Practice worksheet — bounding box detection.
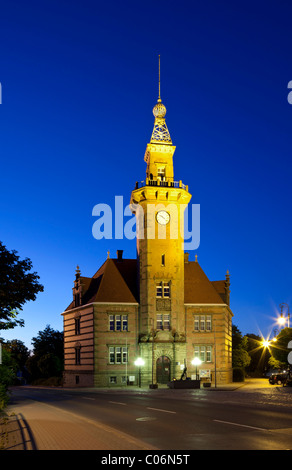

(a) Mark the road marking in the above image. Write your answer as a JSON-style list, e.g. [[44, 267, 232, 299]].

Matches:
[[147, 407, 176, 414], [213, 419, 267, 431], [82, 397, 95, 400], [108, 401, 127, 406]]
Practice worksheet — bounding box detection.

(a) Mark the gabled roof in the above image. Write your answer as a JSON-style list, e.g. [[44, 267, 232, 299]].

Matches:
[[65, 257, 227, 311], [65, 258, 138, 311], [184, 261, 225, 304]]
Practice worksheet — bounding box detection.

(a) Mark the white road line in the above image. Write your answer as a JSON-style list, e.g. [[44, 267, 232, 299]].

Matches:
[[214, 419, 267, 431], [108, 401, 127, 406], [147, 407, 176, 414]]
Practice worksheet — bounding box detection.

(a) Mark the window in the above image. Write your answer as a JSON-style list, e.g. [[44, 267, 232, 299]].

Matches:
[[157, 167, 166, 181], [156, 313, 170, 330], [163, 314, 170, 330], [194, 345, 212, 363], [75, 318, 80, 335], [75, 347, 81, 365], [194, 314, 212, 332], [109, 347, 115, 364], [109, 346, 128, 364], [115, 347, 121, 364], [206, 316, 212, 331], [109, 376, 117, 384], [163, 283, 170, 298], [156, 314, 163, 330], [109, 314, 128, 331], [206, 346, 212, 362], [156, 282, 171, 298], [194, 316, 199, 331], [122, 315, 128, 331], [156, 283, 163, 298], [161, 254, 165, 266], [122, 347, 128, 363], [115, 315, 121, 331]]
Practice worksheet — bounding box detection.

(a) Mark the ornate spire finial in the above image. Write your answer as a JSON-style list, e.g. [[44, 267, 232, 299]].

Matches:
[[150, 55, 172, 144], [158, 54, 161, 102], [75, 265, 80, 279], [107, 250, 110, 259]]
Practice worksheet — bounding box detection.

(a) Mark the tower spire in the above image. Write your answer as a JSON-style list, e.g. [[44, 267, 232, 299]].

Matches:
[[150, 55, 172, 144], [158, 54, 161, 102]]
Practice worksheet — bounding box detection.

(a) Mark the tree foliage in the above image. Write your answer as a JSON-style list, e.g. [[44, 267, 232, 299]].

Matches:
[[270, 327, 292, 366], [26, 325, 64, 381], [232, 325, 251, 369], [0, 241, 44, 330]]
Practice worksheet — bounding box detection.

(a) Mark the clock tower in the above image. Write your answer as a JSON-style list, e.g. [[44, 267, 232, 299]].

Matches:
[[130, 61, 192, 384]]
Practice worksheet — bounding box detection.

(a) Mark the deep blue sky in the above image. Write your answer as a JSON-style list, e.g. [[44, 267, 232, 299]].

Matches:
[[1, 0, 292, 349]]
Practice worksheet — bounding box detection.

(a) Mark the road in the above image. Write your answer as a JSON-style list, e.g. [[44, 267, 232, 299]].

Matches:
[[2, 379, 292, 452]]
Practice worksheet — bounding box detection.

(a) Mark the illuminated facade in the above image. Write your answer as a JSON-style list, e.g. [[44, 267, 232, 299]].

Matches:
[[62, 76, 233, 387]]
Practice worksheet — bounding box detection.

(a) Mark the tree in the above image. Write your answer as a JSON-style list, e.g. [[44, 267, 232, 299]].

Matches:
[[3, 339, 30, 371], [27, 325, 64, 381], [245, 333, 271, 375], [232, 325, 251, 369], [31, 325, 63, 359], [0, 348, 16, 410], [269, 327, 292, 367], [0, 241, 44, 330]]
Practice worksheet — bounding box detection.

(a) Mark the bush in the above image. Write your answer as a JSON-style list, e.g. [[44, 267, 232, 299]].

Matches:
[[30, 377, 63, 387], [0, 384, 10, 410], [233, 367, 245, 382]]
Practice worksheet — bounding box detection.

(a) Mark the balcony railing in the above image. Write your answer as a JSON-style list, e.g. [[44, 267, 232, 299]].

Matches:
[[134, 179, 188, 191]]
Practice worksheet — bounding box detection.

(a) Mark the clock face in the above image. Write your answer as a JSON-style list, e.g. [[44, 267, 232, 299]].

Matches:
[[156, 210, 170, 225]]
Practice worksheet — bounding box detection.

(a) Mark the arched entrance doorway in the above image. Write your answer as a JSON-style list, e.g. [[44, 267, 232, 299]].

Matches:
[[156, 356, 171, 384]]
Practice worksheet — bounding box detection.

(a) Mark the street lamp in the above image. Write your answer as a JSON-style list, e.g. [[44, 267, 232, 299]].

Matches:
[[261, 339, 271, 348], [191, 357, 202, 380], [134, 357, 145, 388], [279, 303, 290, 328]]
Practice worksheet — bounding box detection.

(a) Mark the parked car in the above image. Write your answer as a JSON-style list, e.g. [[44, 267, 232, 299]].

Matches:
[[269, 371, 288, 385], [264, 368, 283, 378]]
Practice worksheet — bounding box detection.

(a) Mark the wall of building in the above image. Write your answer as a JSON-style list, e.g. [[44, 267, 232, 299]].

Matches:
[[92, 303, 139, 387], [62, 305, 94, 387]]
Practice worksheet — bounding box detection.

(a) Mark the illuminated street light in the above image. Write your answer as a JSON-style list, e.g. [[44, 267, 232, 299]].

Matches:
[[278, 315, 286, 327], [134, 357, 145, 388], [191, 357, 202, 380], [279, 303, 290, 328], [261, 339, 271, 348]]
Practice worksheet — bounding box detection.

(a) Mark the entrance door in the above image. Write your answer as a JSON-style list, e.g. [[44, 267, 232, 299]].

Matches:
[[156, 356, 171, 384]]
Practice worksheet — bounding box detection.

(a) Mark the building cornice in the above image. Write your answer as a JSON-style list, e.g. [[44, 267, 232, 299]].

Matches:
[[184, 303, 234, 317], [61, 301, 139, 315]]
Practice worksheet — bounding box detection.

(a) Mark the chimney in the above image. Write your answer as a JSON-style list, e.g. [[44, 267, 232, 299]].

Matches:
[[184, 252, 189, 263], [117, 250, 123, 262]]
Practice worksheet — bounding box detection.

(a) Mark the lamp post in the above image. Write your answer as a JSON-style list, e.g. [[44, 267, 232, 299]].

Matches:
[[279, 303, 290, 328], [191, 357, 202, 380], [134, 357, 145, 388]]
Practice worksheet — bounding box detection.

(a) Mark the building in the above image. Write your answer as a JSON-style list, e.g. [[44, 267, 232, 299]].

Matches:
[[61, 77, 234, 387]]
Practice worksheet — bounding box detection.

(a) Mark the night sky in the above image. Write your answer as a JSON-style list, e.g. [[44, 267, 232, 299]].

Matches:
[[1, 0, 292, 349]]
